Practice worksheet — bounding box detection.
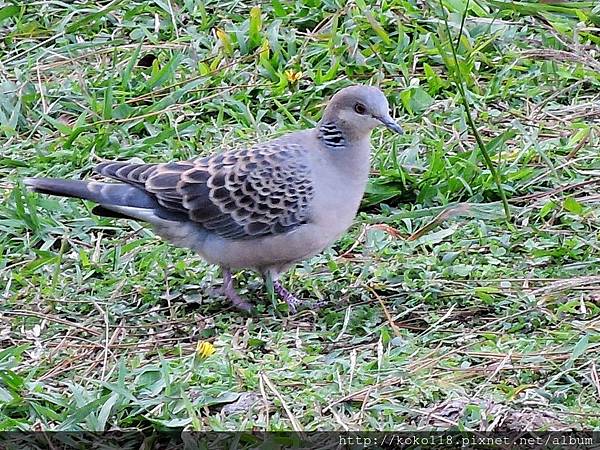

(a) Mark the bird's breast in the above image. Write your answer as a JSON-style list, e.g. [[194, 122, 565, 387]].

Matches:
[[308, 146, 371, 236]]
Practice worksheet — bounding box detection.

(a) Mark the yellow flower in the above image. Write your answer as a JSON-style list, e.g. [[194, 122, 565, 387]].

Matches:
[[196, 341, 216, 359], [285, 69, 303, 83]]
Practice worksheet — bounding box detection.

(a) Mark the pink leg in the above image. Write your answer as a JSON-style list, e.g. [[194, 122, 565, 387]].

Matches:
[[273, 280, 303, 314], [272, 280, 327, 314], [222, 269, 252, 312]]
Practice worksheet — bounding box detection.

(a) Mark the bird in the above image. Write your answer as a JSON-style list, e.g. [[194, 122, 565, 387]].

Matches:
[[24, 85, 402, 313]]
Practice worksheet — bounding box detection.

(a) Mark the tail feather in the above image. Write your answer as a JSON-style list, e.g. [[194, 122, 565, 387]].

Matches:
[[24, 178, 93, 200], [24, 177, 189, 223], [24, 177, 160, 212], [91, 205, 138, 220]]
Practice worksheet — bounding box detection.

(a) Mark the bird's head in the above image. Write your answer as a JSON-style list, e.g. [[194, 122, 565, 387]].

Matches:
[[321, 85, 402, 138]]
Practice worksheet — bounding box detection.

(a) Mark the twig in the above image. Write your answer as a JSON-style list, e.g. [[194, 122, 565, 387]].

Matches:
[[92, 302, 110, 381], [4, 310, 101, 336], [365, 285, 401, 337], [260, 372, 305, 434]]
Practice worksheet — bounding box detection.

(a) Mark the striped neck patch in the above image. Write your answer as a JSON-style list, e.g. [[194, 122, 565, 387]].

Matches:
[[318, 122, 346, 149]]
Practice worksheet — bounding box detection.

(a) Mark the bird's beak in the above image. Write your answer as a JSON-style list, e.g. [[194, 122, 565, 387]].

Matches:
[[375, 115, 403, 134]]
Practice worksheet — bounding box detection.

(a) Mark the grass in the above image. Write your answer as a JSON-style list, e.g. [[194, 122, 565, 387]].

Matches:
[[1, 0, 600, 432]]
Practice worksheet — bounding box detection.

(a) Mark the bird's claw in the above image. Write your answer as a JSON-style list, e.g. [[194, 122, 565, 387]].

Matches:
[[273, 280, 325, 314], [222, 269, 253, 312]]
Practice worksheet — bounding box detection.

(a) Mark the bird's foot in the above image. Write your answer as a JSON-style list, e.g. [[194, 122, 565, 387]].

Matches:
[[223, 287, 253, 313], [273, 280, 326, 314], [222, 269, 252, 312], [273, 280, 301, 314]]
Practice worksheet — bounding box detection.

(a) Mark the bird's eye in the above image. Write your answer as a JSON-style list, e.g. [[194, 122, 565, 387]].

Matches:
[[354, 103, 366, 115]]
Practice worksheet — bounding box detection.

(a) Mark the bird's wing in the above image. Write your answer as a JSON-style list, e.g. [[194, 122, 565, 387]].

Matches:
[[94, 143, 314, 240]]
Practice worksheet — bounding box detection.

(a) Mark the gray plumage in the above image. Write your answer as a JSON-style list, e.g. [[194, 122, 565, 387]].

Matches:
[[24, 85, 401, 312]]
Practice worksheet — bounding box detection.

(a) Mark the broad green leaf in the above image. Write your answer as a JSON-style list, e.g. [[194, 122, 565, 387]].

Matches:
[[563, 197, 584, 215], [0, 6, 20, 22]]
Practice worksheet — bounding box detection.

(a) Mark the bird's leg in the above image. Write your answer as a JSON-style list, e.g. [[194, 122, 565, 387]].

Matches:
[[272, 280, 303, 314], [222, 268, 252, 312], [264, 269, 326, 313]]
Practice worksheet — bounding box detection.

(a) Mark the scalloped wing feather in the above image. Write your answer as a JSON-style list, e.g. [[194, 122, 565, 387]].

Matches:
[[94, 143, 313, 240]]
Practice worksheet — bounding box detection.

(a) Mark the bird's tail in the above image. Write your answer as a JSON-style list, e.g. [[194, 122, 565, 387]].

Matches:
[[23, 177, 162, 221]]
